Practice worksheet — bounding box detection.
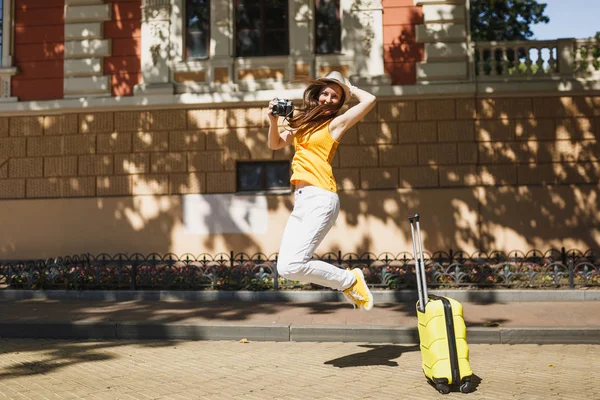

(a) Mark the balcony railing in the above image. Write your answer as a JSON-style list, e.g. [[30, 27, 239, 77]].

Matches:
[[474, 38, 600, 81]]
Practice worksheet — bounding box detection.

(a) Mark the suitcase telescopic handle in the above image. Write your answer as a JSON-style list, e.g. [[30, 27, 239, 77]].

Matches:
[[408, 213, 428, 312], [408, 213, 420, 223]]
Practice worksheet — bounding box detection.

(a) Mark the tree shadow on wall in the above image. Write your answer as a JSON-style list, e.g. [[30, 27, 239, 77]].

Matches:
[[383, 7, 424, 85], [341, 1, 424, 83], [14, 89, 597, 264], [104, 0, 142, 96], [326, 94, 600, 256], [7, 0, 598, 262]]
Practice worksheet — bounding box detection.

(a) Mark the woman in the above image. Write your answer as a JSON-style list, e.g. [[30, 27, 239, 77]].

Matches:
[[266, 71, 376, 310]]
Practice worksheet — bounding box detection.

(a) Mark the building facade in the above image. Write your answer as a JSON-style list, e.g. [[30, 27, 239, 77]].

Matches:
[[0, 0, 599, 259]]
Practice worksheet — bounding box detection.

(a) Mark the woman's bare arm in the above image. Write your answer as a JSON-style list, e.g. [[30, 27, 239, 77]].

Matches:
[[329, 86, 376, 142], [267, 99, 294, 150]]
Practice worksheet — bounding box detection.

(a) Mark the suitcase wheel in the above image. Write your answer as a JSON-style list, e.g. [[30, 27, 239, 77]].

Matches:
[[459, 380, 473, 394], [435, 383, 450, 394]]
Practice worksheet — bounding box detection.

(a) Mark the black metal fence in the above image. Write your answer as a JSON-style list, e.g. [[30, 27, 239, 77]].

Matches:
[[1, 248, 598, 291]]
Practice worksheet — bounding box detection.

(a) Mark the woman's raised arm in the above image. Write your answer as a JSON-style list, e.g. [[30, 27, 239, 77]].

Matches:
[[328, 86, 376, 142]]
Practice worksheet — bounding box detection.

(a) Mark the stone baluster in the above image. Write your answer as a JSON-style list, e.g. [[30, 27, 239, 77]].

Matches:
[[549, 44, 558, 73], [476, 46, 484, 76], [524, 45, 533, 75], [535, 47, 544, 75], [492, 45, 499, 76], [501, 46, 508, 76]]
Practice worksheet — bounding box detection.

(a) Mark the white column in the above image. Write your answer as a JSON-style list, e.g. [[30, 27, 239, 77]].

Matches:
[[289, 0, 315, 78], [347, 0, 390, 85], [414, 0, 470, 83], [209, 0, 233, 84], [134, 0, 175, 95]]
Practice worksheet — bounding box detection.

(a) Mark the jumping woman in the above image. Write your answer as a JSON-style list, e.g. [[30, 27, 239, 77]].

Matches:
[[266, 71, 377, 310]]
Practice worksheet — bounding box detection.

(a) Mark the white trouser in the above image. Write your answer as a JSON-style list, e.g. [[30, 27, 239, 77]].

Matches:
[[276, 185, 355, 291]]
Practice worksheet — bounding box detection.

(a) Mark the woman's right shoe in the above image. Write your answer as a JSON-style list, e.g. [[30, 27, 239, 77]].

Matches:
[[343, 268, 374, 311]]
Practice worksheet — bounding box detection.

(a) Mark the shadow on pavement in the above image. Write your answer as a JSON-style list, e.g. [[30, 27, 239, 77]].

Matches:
[[324, 344, 420, 368], [470, 374, 483, 392], [0, 340, 130, 381], [466, 318, 509, 327]]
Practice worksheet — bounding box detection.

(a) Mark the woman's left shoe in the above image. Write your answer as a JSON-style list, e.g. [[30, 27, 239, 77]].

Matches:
[[343, 268, 374, 311]]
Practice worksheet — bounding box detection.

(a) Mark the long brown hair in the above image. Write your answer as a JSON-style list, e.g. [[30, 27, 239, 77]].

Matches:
[[287, 79, 346, 130]]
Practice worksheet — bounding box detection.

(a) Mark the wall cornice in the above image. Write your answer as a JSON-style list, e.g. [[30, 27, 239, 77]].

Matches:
[[0, 80, 599, 116]]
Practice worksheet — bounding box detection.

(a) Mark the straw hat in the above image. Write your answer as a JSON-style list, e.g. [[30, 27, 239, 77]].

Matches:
[[316, 71, 351, 104]]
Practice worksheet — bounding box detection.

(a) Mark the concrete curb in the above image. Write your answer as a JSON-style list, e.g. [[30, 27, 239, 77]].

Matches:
[[1, 321, 599, 344], [1, 289, 600, 302]]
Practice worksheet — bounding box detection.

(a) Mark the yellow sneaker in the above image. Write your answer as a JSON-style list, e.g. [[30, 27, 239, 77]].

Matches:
[[343, 268, 374, 311], [342, 290, 360, 309]]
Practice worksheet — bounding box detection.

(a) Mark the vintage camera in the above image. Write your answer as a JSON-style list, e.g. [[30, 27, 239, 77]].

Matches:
[[271, 98, 294, 117]]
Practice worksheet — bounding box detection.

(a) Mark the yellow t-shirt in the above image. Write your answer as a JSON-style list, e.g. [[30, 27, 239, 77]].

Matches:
[[290, 120, 339, 193]]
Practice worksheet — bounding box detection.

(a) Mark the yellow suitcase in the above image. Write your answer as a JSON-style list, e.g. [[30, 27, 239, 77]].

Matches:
[[409, 214, 473, 394]]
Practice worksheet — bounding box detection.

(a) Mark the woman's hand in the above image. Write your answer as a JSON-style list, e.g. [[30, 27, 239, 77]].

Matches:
[[266, 99, 279, 124], [267, 98, 294, 150]]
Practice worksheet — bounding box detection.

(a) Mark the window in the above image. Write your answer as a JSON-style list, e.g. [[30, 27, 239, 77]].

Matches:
[[237, 161, 290, 192], [0, 1, 4, 60], [186, 0, 210, 59], [315, 0, 341, 54], [235, 0, 289, 57]]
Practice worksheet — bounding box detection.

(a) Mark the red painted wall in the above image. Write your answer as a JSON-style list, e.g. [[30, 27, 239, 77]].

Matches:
[[12, 0, 64, 101], [382, 0, 424, 85], [104, 0, 141, 96]]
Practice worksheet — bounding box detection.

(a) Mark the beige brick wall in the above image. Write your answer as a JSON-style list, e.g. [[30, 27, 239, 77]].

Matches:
[[0, 97, 598, 200], [0, 117, 9, 137], [44, 115, 78, 135]]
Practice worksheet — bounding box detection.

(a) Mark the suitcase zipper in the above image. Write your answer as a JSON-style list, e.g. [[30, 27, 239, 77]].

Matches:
[[431, 295, 460, 385]]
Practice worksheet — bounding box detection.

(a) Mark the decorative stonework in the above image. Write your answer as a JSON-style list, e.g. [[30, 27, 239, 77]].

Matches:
[[1, 75, 10, 98], [347, 0, 390, 85], [135, 0, 175, 95], [0, 69, 18, 101], [351, 0, 376, 55], [143, 0, 171, 20]]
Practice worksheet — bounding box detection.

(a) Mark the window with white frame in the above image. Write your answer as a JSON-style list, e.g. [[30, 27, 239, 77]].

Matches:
[[237, 161, 290, 193], [1, 0, 14, 68], [185, 0, 210, 59], [315, 0, 341, 54], [0, 1, 4, 62], [171, 0, 357, 90], [0, 0, 17, 100], [235, 0, 289, 57]]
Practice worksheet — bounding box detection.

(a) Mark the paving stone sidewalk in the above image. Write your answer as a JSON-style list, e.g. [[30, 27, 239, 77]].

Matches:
[[0, 339, 598, 399], [2, 297, 600, 326], [1, 297, 599, 344]]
